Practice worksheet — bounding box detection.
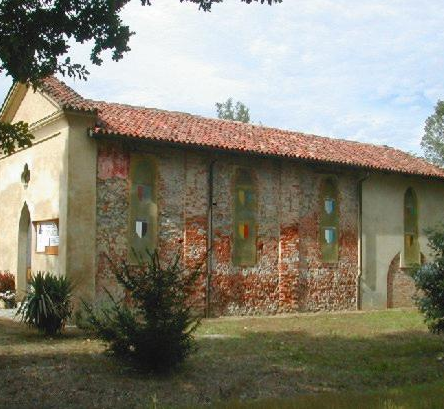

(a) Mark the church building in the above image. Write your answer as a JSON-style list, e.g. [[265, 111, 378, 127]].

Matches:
[[1, 77, 444, 315]]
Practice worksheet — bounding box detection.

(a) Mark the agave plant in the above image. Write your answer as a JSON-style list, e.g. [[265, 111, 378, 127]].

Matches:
[[17, 272, 73, 335]]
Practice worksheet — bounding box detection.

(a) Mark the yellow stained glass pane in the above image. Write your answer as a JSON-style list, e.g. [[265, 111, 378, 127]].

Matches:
[[404, 188, 419, 266], [238, 223, 244, 238], [238, 189, 245, 206]]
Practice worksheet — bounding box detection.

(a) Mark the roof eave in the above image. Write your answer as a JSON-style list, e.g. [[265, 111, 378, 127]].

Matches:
[[0, 82, 20, 122], [91, 130, 444, 181]]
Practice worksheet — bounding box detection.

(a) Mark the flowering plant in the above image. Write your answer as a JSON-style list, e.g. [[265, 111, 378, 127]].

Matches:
[[0, 272, 15, 293], [0, 290, 16, 308]]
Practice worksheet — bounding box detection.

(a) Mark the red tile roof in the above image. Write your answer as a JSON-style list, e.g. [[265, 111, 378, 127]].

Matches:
[[43, 77, 444, 179], [42, 76, 97, 113]]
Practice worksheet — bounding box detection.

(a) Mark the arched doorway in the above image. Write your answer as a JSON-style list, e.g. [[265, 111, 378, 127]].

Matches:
[[387, 252, 421, 309], [17, 203, 32, 298]]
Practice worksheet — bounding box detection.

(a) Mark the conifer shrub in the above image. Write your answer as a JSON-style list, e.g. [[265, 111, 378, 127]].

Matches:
[[412, 226, 444, 334], [84, 251, 202, 373], [17, 272, 73, 335]]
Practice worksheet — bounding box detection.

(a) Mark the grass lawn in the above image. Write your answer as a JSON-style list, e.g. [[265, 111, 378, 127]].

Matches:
[[1, 309, 444, 408]]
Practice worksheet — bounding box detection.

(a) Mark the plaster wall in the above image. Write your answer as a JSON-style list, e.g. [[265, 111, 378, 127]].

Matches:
[[361, 173, 444, 309], [11, 87, 59, 125], [0, 87, 97, 302], [65, 113, 97, 303], [0, 116, 70, 297]]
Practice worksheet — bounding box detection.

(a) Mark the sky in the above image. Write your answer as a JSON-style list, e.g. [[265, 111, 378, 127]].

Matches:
[[1, 0, 444, 154]]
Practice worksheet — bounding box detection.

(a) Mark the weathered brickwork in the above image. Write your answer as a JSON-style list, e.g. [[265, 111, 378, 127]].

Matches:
[[285, 170, 359, 311], [96, 141, 186, 299], [387, 253, 421, 308], [96, 144, 129, 300], [209, 158, 281, 315], [96, 140, 360, 315]]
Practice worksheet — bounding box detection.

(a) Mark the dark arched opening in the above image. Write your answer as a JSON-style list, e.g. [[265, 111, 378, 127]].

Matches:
[[17, 203, 31, 298]]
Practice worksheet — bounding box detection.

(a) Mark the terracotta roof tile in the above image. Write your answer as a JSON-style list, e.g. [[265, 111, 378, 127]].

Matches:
[[41, 76, 96, 113], [42, 77, 444, 179]]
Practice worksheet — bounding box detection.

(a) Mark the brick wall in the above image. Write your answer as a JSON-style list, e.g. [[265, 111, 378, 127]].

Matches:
[[387, 253, 419, 308], [96, 140, 360, 315]]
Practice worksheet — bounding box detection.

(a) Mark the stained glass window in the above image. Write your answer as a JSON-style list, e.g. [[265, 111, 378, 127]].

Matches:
[[129, 155, 157, 261], [233, 168, 257, 266], [404, 188, 419, 266], [320, 178, 339, 263]]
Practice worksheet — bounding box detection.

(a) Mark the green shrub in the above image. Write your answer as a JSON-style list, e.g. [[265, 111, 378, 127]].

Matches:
[[17, 272, 73, 335], [83, 251, 202, 373], [412, 226, 444, 334], [74, 307, 94, 330]]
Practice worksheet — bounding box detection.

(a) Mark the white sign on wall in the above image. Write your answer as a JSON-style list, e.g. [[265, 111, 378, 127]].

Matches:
[[36, 221, 59, 253]]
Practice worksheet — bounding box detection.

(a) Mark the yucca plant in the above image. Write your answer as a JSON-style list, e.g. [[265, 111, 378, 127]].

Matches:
[[17, 272, 73, 335]]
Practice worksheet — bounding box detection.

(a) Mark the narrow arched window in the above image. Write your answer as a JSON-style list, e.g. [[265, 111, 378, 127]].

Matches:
[[404, 187, 419, 266], [129, 154, 157, 261], [320, 178, 339, 263], [233, 168, 257, 266]]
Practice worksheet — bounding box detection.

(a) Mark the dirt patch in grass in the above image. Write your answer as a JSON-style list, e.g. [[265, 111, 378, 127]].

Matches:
[[1, 309, 443, 408]]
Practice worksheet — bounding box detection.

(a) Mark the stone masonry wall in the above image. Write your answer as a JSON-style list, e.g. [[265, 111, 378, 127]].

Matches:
[[96, 140, 360, 315]]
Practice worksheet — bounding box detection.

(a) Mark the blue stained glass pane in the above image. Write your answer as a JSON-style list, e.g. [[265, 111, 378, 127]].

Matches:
[[245, 190, 253, 204], [325, 199, 335, 214], [325, 228, 336, 244]]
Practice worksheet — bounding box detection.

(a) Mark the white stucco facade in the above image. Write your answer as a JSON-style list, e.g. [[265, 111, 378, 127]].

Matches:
[[361, 173, 444, 309], [0, 85, 96, 301]]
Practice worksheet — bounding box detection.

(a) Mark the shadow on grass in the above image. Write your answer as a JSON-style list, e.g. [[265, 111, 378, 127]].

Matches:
[[192, 329, 444, 397], [1, 319, 443, 409], [209, 382, 444, 409], [0, 318, 88, 346]]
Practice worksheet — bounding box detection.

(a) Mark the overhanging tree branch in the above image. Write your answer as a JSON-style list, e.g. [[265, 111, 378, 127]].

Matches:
[[0, 0, 281, 154], [0, 122, 34, 156], [0, 0, 282, 87]]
